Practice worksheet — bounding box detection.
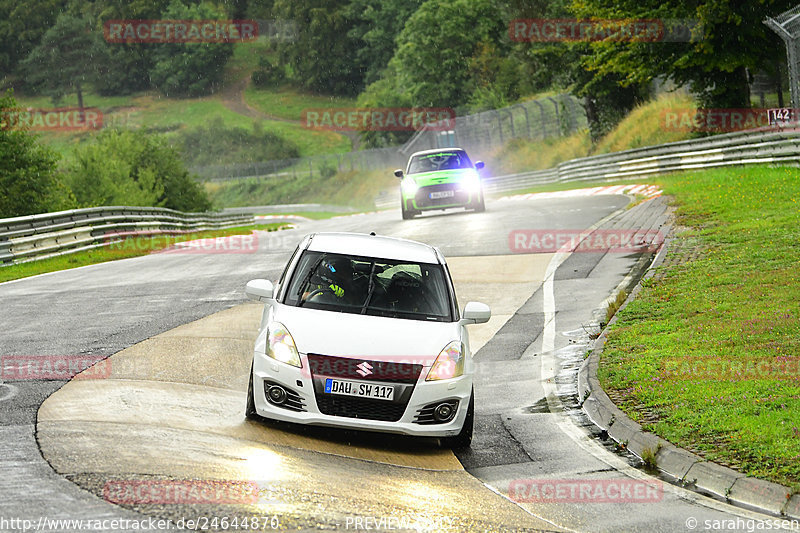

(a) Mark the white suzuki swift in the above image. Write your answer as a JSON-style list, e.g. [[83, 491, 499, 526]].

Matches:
[[244, 232, 490, 448]]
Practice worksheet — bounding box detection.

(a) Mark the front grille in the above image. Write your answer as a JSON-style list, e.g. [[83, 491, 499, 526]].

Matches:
[[307, 354, 422, 384], [316, 395, 407, 422], [263, 380, 306, 412], [309, 354, 420, 421], [414, 400, 459, 425], [415, 184, 469, 208]]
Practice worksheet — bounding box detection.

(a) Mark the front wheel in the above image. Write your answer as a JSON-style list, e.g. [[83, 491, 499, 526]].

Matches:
[[441, 392, 474, 449], [245, 362, 258, 420], [401, 197, 416, 220], [471, 194, 485, 213]]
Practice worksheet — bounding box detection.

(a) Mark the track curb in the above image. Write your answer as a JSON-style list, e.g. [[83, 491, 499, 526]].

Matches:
[[577, 207, 800, 520]]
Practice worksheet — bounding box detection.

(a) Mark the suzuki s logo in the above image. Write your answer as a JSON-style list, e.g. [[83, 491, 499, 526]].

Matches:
[[356, 361, 373, 377]]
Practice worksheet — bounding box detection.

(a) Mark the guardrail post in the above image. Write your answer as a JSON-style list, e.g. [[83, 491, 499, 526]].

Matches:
[[546, 97, 561, 136], [514, 103, 531, 138], [531, 100, 546, 138], [492, 110, 503, 145]]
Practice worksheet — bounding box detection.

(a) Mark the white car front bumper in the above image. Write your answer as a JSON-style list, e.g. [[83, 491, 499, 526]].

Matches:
[[251, 351, 473, 437]]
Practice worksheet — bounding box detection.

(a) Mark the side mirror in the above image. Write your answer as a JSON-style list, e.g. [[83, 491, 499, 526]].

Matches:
[[394, 169, 404, 178], [460, 301, 490, 324], [245, 279, 274, 302], [474, 161, 484, 170]]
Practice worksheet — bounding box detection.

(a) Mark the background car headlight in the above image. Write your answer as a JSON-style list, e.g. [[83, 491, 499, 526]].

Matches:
[[426, 341, 464, 381], [401, 178, 419, 195], [461, 170, 482, 192], [267, 322, 302, 367]]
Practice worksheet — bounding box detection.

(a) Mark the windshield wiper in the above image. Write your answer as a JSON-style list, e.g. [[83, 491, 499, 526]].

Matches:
[[296, 254, 326, 307], [360, 261, 378, 314]]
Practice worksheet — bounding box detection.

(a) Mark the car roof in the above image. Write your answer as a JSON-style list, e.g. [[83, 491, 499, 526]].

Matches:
[[409, 148, 467, 158], [305, 232, 442, 264]]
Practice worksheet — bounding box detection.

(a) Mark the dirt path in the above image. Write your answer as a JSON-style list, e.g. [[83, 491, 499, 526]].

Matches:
[[219, 75, 360, 150]]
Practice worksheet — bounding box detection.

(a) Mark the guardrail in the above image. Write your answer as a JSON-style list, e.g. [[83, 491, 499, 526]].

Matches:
[[375, 128, 800, 208], [483, 128, 800, 194], [0, 206, 255, 266]]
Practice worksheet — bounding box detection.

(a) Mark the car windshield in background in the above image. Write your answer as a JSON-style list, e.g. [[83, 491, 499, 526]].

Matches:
[[407, 151, 473, 174], [284, 251, 452, 322]]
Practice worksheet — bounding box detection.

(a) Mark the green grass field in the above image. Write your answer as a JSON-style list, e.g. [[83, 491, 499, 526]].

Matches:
[[244, 85, 357, 122], [598, 165, 800, 488], [205, 169, 396, 211]]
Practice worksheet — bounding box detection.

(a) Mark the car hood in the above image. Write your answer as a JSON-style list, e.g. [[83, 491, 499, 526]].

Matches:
[[407, 168, 475, 185], [272, 304, 459, 364]]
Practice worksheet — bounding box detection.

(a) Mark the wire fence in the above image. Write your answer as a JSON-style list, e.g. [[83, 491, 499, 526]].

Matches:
[[191, 94, 587, 182]]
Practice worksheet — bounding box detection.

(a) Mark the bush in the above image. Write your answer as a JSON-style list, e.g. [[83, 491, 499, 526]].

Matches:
[[0, 91, 73, 218], [252, 58, 286, 88], [173, 117, 300, 168], [148, 1, 233, 97], [66, 129, 211, 212], [318, 161, 337, 179]]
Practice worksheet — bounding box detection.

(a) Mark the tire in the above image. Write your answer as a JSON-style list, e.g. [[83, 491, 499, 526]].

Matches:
[[441, 392, 474, 449], [245, 362, 258, 420], [401, 197, 415, 220], [472, 194, 485, 213]]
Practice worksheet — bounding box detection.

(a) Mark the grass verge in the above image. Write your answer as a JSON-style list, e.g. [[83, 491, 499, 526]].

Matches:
[[257, 211, 354, 220], [598, 165, 800, 488], [0, 224, 287, 284], [244, 84, 357, 122], [205, 169, 396, 211]]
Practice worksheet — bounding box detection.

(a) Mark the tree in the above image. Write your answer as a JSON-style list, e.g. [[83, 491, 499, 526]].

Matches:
[[571, 0, 793, 109], [67, 129, 211, 212], [0, 91, 71, 219], [272, 0, 365, 96], [149, 0, 235, 97], [505, 0, 649, 141], [91, 0, 172, 95], [0, 0, 67, 79], [356, 0, 512, 146], [344, 0, 423, 86], [19, 12, 108, 109], [389, 0, 509, 108]]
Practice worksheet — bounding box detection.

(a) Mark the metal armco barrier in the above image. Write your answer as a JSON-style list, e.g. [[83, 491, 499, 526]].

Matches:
[[481, 128, 800, 194], [0, 206, 255, 266], [373, 128, 800, 208]]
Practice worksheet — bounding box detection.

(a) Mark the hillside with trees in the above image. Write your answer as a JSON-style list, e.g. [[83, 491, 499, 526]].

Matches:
[[0, 0, 792, 217]]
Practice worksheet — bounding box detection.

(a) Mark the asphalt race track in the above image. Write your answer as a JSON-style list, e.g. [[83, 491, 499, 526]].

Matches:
[[0, 192, 791, 532]]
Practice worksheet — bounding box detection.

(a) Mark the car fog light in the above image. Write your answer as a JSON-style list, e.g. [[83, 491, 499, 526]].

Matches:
[[267, 385, 287, 405], [434, 402, 455, 422]]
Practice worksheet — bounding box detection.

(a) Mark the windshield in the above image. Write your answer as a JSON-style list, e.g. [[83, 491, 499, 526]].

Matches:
[[283, 251, 453, 322], [407, 151, 473, 174]]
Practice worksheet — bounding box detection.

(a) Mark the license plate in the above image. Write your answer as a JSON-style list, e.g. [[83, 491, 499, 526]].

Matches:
[[429, 190, 455, 199], [324, 378, 394, 401]]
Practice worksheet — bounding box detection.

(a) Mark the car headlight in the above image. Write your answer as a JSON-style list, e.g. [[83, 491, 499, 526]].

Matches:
[[267, 322, 301, 368], [426, 341, 464, 381], [462, 170, 481, 192], [401, 178, 418, 195]]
